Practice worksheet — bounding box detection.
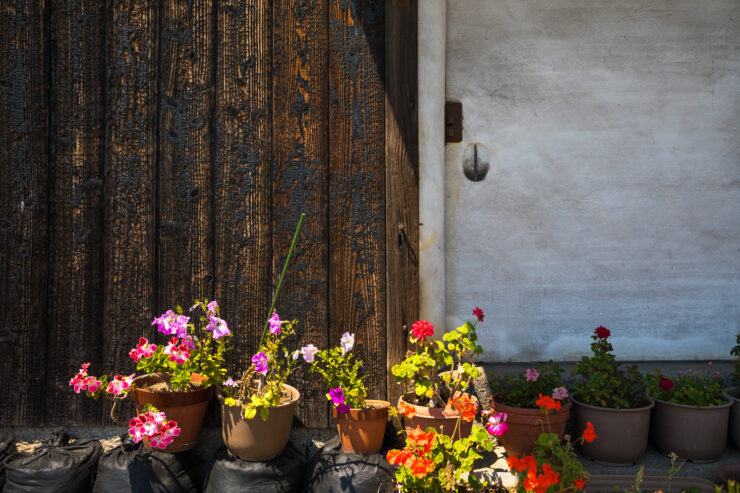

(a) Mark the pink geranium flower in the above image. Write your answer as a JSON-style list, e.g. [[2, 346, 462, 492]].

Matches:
[[486, 411, 508, 436], [525, 368, 539, 382], [84, 377, 102, 393], [552, 387, 569, 400], [107, 373, 135, 396]]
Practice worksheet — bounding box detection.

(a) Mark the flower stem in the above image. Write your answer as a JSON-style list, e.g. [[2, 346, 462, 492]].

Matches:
[[259, 213, 305, 349]]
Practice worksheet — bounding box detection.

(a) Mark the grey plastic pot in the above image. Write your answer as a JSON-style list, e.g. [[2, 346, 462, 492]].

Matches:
[[650, 395, 731, 463], [571, 395, 654, 466], [723, 387, 740, 452]]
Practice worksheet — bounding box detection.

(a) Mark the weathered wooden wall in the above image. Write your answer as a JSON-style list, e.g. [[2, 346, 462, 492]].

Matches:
[[0, 0, 417, 428]]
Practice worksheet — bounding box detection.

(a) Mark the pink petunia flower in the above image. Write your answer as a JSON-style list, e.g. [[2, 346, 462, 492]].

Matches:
[[301, 344, 319, 363], [340, 332, 355, 354], [252, 351, 268, 375], [207, 300, 218, 315], [268, 312, 282, 335], [206, 315, 231, 339], [84, 377, 103, 393], [107, 373, 135, 396]]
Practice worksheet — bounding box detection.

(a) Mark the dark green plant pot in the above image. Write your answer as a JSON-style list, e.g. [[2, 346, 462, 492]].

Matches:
[[650, 395, 731, 463], [723, 387, 740, 452], [572, 395, 653, 466]]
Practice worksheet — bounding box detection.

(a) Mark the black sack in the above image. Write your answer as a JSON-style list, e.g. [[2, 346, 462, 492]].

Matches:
[[303, 437, 395, 493], [203, 443, 307, 493], [0, 434, 17, 489], [92, 436, 198, 493], [3, 429, 102, 493]]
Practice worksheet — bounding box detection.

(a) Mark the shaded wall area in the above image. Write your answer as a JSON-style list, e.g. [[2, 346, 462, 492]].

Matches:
[[0, 0, 419, 427]]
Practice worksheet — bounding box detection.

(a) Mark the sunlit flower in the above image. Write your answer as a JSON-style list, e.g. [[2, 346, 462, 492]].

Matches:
[[340, 332, 355, 354], [472, 307, 484, 322], [329, 387, 345, 405], [536, 393, 562, 412], [486, 411, 508, 436], [268, 312, 282, 335], [84, 377, 102, 393], [336, 403, 350, 414], [301, 344, 319, 363], [206, 315, 231, 339], [107, 373, 135, 396], [224, 378, 238, 387], [410, 320, 434, 342], [252, 351, 268, 375], [207, 300, 218, 315]]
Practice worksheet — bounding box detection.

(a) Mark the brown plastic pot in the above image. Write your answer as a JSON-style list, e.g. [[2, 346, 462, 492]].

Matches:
[[130, 373, 212, 453], [723, 387, 740, 452], [651, 395, 731, 462], [571, 395, 653, 465], [586, 475, 717, 493], [490, 395, 571, 459], [219, 384, 300, 461], [333, 400, 390, 455], [398, 395, 477, 439]]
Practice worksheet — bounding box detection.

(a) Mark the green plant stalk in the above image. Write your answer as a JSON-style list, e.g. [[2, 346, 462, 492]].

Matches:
[[258, 213, 305, 349]]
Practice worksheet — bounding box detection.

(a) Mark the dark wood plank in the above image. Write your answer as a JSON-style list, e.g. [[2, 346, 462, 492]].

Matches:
[[384, 0, 418, 409], [103, 0, 158, 424], [273, 0, 330, 428], [46, 0, 106, 426], [214, 0, 272, 377], [328, 0, 387, 406], [0, 0, 49, 427], [157, 0, 214, 314]]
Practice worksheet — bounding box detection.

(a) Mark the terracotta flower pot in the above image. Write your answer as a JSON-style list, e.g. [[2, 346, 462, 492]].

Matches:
[[219, 384, 300, 461], [572, 395, 654, 465], [650, 395, 731, 462], [130, 373, 212, 453], [333, 400, 390, 455], [398, 395, 477, 439], [723, 387, 740, 452], [490, 395, 571, 459]]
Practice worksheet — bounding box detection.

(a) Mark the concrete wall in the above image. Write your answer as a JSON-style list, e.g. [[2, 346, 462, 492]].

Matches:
[[444, 0, 740, 361]]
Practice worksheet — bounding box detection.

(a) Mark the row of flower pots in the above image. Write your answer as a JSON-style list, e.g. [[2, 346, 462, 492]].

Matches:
[[489, 326, 736, 467]]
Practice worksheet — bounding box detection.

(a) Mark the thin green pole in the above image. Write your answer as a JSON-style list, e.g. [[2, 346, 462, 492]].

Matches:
[[259, 213, 305, 348]]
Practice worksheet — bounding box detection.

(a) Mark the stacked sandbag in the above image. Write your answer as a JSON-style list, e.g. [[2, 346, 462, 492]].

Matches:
[[0, 435, 17, 490], [92, 436, 199, 493], [303, 437, 395, 493], [3, 429, 102, 493], [203, 443, 306, 493]]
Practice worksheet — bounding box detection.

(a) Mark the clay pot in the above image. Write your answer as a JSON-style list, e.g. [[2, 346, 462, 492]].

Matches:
[[219, 384, 300, 461], [130, 373, 212, 453], [723, 387, 740, 451], [333, 400, 390, 455], [651, 395, 731, 462], [398, 395, 477, 439], [490, 395, 571, 459], [572, 395, 654, 465]]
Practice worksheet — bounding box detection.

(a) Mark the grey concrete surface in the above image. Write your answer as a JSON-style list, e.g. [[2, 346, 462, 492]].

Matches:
[[443, 0, 740, 363]]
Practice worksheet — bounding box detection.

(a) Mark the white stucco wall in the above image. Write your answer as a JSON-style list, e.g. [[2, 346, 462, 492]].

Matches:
[[444, 0, 740, 361]]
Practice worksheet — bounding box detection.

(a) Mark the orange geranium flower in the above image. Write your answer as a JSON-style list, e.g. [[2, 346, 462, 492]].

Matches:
[[506, 454, 537, 473], [407, 426, 435, 454], [535, 393, 561, 412], [449, 394, 477, 422], [398, 400, 417, 419], [409, 456, 435, 478], [386, 448, 411, 466], [582, 421, 598, 443]]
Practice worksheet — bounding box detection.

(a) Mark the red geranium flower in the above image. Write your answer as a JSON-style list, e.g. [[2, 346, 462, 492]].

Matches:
[[535, 393, 562, 412], [410, 320, 434, 342], [594, 325, 610, 339], [582, 421, 598, 443], [659, 376, 674, 392], [472, 307, 484, 322]]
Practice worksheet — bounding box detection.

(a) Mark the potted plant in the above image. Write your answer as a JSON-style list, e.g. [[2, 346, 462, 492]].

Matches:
[[647, 363, 730, 462], [505, 410, 596, 493], [391, 308, 484, 438], [726, 335, 740, 451], [386, 400, 500, 492], [490, 361, 571, 458], [299, 332, 390, 455], [70, 299, 230, 452], [570, 326, 654, 465], [219, 311, 301, 461]]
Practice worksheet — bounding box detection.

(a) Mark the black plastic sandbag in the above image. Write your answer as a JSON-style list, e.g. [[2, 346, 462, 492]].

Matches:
[[0, 434, 17, 489], [203, 443, 307, 493], [92, 436, 198, 493], [303, 437, 395, 493], [3, 429, 102, 493]]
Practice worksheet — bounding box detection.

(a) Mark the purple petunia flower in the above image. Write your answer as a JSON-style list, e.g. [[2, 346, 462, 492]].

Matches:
[[301, 344, 319, 363], [252, 351, 268, 375], [329, 387, 345, 405], [207, 300, 218, 315], [268, 312, 282, 335], [336, 403, 350, 414]]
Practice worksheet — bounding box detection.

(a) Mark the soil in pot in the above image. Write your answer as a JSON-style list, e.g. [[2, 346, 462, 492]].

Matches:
[[130, 373, 213, 453], [651, 396, 731, 463], [333, 400, 390, 455], [572, 396, 654, 466], [490, 395, 571, 459], [220, 384, 300, 461], [724, 387, 740, 452], [399, 395, 477, 439]]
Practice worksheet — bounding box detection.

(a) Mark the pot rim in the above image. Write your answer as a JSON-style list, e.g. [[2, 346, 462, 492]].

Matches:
[[398, 394, 478, 418], [332, 399, 391, 420], [570, 394, 654, 412], [649, 394, 731, 409], [218, 383, 301, 410], [132, 373, 212, 397]]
